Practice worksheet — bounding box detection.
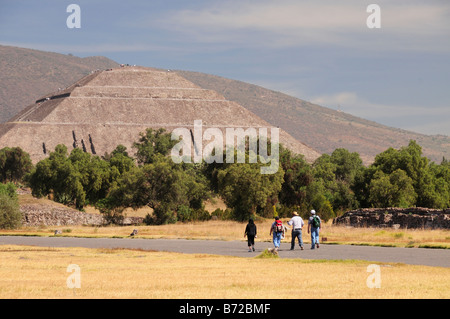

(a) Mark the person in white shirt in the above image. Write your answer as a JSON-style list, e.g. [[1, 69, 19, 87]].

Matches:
[[287, 211, 304, 250]]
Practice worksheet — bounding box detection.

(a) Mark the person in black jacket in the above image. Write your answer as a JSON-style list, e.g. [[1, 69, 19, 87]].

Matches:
[[244, 218, 257, 252]]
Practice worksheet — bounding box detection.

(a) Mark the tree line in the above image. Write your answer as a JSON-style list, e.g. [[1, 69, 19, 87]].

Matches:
[[1, 129, 449, 226]]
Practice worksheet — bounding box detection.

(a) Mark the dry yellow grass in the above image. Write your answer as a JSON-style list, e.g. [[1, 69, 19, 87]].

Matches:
[[5, 192, 449, 299], [18, 192, 69, 207], [0, 245, 448, 299], [322, 224, 450, 248]]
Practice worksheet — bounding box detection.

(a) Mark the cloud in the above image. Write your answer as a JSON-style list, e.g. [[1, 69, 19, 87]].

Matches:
[[311, 91, 449, 117], [407, 119, 450, 136], [310, 91, 450, 136], [161, 0, 450, 52], [311, 92, 387, 117]]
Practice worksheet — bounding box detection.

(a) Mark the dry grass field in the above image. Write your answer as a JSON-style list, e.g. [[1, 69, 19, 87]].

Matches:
[[1, 219, 449, 299], [1, 193, 448, 299], [0, 245, 449, 299]]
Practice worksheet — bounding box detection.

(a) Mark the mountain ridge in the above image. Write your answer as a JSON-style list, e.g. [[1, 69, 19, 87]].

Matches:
[[176, 70, 450, 164], [0, 44, 119, 122], [1, 44, 448, 164]]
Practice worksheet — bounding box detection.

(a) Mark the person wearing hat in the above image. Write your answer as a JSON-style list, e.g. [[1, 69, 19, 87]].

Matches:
[[287, 211, 304, 250], [308, 209, 322, 249]]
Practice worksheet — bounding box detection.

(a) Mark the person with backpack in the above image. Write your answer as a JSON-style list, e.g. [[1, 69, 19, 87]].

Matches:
[[244, 218, 257, 252], [269, 216, 284, 251], [307, 210, 322, 249]]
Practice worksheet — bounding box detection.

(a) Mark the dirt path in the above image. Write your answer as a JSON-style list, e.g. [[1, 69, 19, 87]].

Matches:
[[1, 236, 449, 267]]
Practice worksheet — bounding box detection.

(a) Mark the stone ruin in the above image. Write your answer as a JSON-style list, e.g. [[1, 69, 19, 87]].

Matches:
[[333, 207, 450, 229], [19, 200, 143, 227], [0, 66, 320, 164], [21, 205, 144, 227]]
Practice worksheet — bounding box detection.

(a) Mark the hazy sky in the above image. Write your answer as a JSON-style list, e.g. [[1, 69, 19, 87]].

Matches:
[[1, 0, 449, 136]]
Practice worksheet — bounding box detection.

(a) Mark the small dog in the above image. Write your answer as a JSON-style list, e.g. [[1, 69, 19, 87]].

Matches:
[[54, 230, 62, 235], [268, 248, 279, 256]]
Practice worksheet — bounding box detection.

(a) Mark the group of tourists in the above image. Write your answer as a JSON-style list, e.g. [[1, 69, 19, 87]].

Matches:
[[244, 210, 322, 252]]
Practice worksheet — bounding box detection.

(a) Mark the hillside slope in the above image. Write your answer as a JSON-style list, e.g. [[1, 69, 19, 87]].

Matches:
[[0, 44, 119, 122], [177, 70, 450, 164]]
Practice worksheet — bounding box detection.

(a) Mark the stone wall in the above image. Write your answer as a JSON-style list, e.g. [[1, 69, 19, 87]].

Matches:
[[333, 207, 450, 229], [20, 204, 143, 227]]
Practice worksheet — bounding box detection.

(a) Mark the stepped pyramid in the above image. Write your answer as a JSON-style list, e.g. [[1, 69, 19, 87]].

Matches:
[[0, 66, 320, 163]]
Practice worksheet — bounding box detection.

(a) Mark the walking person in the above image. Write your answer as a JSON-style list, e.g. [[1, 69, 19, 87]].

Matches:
[[287, 211, 304, 250], [269, 216, 284, 251], [244, 218, 257, 252], [307, 210, 321, 249]]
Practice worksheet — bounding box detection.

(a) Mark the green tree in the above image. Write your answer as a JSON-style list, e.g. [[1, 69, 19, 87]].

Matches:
[[217, 161, 284, 221], [367, 171, 392, 208], [28, 143, 137, 211], [305, 180, 334, 222], [69, 148, 115, 205], [0, 182, 18, 201], [429, 160, 450, 208], [371, 140, 447, 208], [0, 147, 33, 183], [107, 145, 135, 175], [330, 148, 363, 182], [28, 145, 85, 209], [0, 183, 22, 229], [368, 169, 416, 208], [313, 148, 363, 213], [133, 128, 177, 165], [278, 146, 313, 208], [106, 155, 210, 224], [181, 162, 211, 210]]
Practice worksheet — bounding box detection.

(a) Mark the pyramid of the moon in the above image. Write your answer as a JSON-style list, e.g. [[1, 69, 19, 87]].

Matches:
[[0, 66, 321, 163]]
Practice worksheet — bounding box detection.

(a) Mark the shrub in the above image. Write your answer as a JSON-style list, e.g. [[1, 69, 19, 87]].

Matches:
[[143, 213, 155, 225], [0, 182, 18, 201], [211, 208, 234, 220], [95, 198, 125, 225], [256, 248, 279, 259], [191, 208, 211, 221], [393, 232, 405, 239], [152, 203, 177, 225], [177, 205, 193, 222], [0, 147, 33, 183], [0, 193, 22, 229]]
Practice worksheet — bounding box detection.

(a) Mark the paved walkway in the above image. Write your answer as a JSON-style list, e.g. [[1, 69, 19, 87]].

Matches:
[[0, 236, 449, 267]]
